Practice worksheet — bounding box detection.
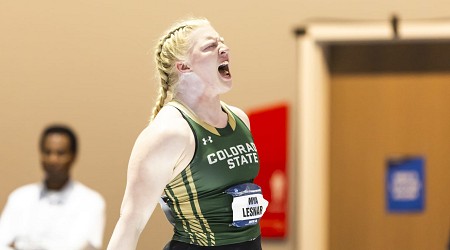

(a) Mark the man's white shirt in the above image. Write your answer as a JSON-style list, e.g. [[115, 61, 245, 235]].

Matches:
[[0, 181, 105, 250]]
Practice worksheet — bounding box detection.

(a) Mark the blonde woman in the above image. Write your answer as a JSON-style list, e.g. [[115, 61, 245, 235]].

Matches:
[[107, 17, 268, 250]]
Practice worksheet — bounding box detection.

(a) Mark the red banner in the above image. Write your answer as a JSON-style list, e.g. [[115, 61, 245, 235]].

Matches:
[[248, 103, 288, 239]]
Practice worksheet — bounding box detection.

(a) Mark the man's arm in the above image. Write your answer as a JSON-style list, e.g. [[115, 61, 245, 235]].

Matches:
[[0, 193, 19, 249], [86, 194, 106, 250]]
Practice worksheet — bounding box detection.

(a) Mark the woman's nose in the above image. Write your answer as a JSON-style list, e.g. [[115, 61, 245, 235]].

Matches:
[[219, 46, 229, 56]]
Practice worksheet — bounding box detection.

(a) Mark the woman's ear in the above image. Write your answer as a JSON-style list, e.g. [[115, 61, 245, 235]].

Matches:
[[176, 61, 191, 73]]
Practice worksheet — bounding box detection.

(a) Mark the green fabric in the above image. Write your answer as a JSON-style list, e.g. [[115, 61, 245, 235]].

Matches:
[[164, 101, 261, 246]]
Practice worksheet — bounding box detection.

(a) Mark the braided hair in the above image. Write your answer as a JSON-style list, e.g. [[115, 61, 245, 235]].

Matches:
[[151, 18, 209, 121]]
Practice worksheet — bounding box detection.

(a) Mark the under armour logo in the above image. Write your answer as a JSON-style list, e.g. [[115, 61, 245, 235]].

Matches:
[[202, 136, 213, 145]]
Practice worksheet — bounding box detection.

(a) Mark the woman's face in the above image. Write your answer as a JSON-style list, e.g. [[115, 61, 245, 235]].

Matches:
[[184, 24, 232, 95]]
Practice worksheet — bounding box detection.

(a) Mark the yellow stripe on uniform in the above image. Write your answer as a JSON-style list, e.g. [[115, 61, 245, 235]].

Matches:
[[184, 167, 216, 246], [165, 184, 195, 244]]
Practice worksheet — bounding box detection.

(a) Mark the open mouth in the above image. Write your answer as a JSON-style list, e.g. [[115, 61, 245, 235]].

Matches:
[[218, 61, 231, 79]]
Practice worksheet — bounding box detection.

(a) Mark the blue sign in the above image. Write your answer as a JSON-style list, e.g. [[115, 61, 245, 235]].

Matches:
[[386, 157, 425, 213]]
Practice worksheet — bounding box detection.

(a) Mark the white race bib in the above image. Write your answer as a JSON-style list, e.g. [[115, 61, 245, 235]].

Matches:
[[225, 183, 269, 227]]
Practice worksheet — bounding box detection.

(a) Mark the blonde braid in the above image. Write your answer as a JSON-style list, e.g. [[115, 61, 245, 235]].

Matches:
[[151, 36, 173, 121], [150, 18, 209, 121]]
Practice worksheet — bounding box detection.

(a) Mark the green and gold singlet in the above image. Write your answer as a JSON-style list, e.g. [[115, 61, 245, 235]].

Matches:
[[163, 100, 261, 246]]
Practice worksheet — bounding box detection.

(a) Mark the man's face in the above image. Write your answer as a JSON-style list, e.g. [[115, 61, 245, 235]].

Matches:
[[40, 133, 75, 184]]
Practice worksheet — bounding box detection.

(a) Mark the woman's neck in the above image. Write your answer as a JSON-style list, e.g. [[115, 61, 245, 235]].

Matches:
[[174, 94, 228, 128]]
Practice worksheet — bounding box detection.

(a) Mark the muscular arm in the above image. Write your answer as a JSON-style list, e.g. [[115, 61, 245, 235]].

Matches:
[[107, 106, 194, 250]]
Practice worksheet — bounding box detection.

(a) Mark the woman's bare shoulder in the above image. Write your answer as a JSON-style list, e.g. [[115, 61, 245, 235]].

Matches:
[[131, 105, 192, 159], [130, 105, 194, 176], [226, 105, 251, 129]]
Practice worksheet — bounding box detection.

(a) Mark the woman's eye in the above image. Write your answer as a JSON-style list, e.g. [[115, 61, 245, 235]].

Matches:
[[205, 43, 217, 50]]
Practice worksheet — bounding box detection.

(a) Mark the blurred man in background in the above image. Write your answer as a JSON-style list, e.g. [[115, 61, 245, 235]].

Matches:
[[0, 124, 106, 250]]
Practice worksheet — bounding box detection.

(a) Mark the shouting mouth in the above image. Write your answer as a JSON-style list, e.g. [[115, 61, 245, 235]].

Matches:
[[218, 61, 231, 79]]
